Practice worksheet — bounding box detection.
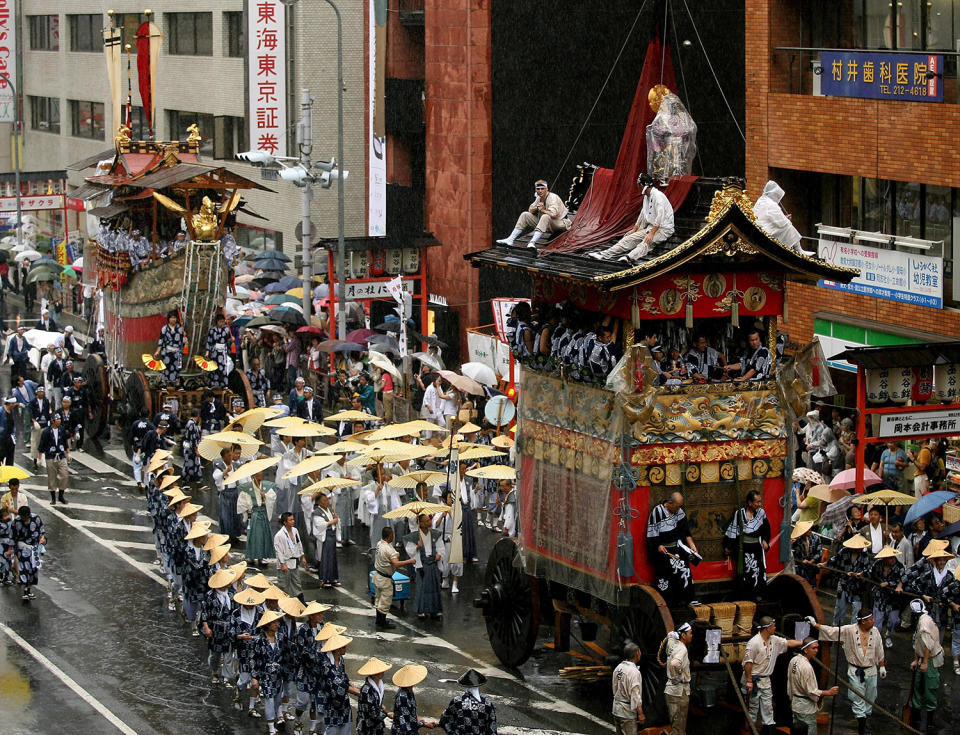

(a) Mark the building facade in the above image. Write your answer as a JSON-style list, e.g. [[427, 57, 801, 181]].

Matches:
[[746, 0, 960, 389]]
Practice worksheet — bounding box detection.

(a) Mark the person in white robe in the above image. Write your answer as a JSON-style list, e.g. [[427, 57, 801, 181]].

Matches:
[[433, 488, 463, 593], [753, 180, 814, 256]]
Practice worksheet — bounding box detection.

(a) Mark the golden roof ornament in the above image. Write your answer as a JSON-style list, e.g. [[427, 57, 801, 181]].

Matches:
[[186, 123, 202, 147], [648, 84, 671, 113], [706, 180, 756, 224], [115, 123, 131, 151], [192, 196, 219, 242]]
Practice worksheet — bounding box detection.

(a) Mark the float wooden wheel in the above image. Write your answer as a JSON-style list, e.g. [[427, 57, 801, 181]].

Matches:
[[82, 354, 109, 439], [121, 370, 152, 451], [474, 538, 540, 668], [227, 368, 255, 411], [609, 586, 673, 726]]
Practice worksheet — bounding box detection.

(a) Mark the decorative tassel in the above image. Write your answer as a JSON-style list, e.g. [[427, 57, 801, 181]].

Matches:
[[783, 299, 788, 324], [631, 287, 640, 329], [685, 282, 694, 328], [731, 274, 740, 328]]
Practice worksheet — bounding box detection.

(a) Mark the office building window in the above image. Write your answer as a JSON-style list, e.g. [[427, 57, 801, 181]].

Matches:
[[236, 226, 282, 251], [854, 0, 960, 51], [29, 96, 60, 134], [225, 12, 244, 58], [69, 14, 102, 52], [166, 13, 213, 56], [168, 109, 214, 156], [28, 15, 60, 51], [70, 100, 105, 140], [128, 106, 151, 140], [214, 116, 247, 160], [116, 12, 147, 50]]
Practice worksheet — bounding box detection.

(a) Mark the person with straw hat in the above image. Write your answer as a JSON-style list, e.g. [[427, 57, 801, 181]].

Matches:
[[251, 609, 292, 734], [357, 657, 392, 735], [868, 545, 904, 649], [821, 533, 871, 625], [909, 597, 944, 732], [787, 638, 839, 735], [320, 633, 359, 735], [162, 492, 189, 611], [439, 669, 497, 735], [200, 566, 239, 686], [233, 586, 267, 716], [790, 521, 821, 587], [391, 664, 435, 734], [291, 600, 332, 734], [277, 596, 305, 723], [807, 609, 885, 735], [183, 521, 212, 630], [214, 445, 243, 545], [900, 544, 955, 633]]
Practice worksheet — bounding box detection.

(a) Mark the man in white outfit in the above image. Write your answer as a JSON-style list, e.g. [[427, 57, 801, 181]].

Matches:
[[496, 179, 570, 250], [753, 180, 814, 256], [590, 176, 674, 264]]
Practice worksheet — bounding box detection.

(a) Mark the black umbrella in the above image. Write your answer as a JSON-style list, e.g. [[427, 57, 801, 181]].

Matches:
[[410, 330, 448, 349], [366, 334, 400, 354], [245, 249, 291, 262], [270, 307, 307, 327], [330, 342, 366, 353], [244, 316, 276, 328]]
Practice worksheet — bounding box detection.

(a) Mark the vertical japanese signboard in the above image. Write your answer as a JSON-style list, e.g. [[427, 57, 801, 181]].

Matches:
[[368, 0, 386, 235], [248, 0, 286, 156], [0, 0, 16, 123], [820, 51, 943, 102]]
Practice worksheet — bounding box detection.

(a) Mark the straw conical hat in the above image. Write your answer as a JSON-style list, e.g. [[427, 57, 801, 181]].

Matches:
[[922, 539, 950, 557], [244, 573, 272, 590], [257, 609, 285, 628], [358, 657, 392, 677], [147, 454, 170, 473], [162, 487, 183, 497], [926, 548, 955, 560], [491, 435, 514, 449], [320, 634, 353, 653], [159, 475, 181, 490], [177, 502, 203, 518], [260, 585, 287, 601], [203, 533, 230, 551], [208, 567, 238, 589], [302, 601, 332, 617], [234, 588, 266, 606], [184, 522, 211, 541], [790, 521, 814, 540], [842, 534, 871, 550], [208, 544, 231, 566], [314, 622, 346, 641], [392, 664, 427, 688], [278, 596, 307, 617], [229, 560, 248, 577], [166, 493, 190, 507], [874, 545, 902, 560]]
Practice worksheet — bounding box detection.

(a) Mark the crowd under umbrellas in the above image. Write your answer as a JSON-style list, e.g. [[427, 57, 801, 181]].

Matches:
[[125, 392, 516, 734]]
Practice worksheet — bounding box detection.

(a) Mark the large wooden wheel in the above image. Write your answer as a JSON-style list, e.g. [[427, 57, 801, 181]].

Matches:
[[121, 370, 151, 451], [474, 538, 540, 668], [228, 368, 254, 410], [609, 586, 673, 726], [82, 354, 109, 439]]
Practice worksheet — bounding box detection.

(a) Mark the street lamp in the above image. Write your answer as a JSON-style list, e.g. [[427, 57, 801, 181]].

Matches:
[[280, 0, 347, 340], [0, 71, 23, 256]]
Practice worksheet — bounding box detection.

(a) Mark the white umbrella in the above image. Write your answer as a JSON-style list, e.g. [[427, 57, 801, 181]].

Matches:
[[460, 361, 497, 386], [412, 351, 442, 371], [232, 285, 253, 300], [368, 350, 401, 380], [14, 249, 41, 263], [73, 256, 83, 270]]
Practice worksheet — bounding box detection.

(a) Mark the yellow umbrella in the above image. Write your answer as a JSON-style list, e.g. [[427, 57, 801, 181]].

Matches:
[[316, 440, 368, 455], [278, 421, 336, 438], [363, 424, 422, 442], [382, 500, 451, 519], [206, 430, 263, 446], [366, 439, 421, 453], [345, 449, 426, 468], [0, 465, 31, 483], [437, 435, 471, 450], [264, 416, 308, 429], [458, 446, 506, 461], [223, 456, 282, 485], [851, 489, 916, 506], [228, 407, 284, 434], [807, 484, 849, 504], [399, 420, 449, 434], [388, 471, 448, 488], [198, 437, 261, 462], [286, 287, 304, 298], [325, 410, 378, 423], [299, 476, 363, 495], [466, 464, 516, 480], [282, 454, 343, 480]]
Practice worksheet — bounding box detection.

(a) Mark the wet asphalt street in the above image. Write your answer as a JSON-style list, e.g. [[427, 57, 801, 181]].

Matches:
[[1, 428, 959, 734]]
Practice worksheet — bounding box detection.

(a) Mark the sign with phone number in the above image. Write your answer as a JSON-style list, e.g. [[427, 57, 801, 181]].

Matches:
[[821, 51, 943, 102]]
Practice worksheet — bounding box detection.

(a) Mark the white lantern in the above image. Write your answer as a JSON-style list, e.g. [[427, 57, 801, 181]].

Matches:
[[889, 367, 912, 404], [402, 247, 420, 274], [935, 363, 960, 400], [386, 248, 403, 274], [865, 368, 891, 403], [350, 250, 369, 279]]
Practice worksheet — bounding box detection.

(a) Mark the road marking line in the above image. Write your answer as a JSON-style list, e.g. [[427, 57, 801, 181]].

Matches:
[[71, 451, 127, 477], [0, 621, 140, 735], [82, 520, 153, 533], [330, 584, 614, 731], [110, 540, 160, 551], [52, 502, 128, 514], [22, 491, 166, 585]]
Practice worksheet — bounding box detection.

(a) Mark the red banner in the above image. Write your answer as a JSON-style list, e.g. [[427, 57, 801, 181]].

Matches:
[[136, 23, 153, 132]]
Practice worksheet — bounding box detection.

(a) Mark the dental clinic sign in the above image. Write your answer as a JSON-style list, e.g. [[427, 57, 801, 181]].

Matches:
[[0, 0, 16, 123], [818, 239, 943, 309]]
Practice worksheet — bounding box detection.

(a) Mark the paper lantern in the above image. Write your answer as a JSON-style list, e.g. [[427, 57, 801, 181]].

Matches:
[[935, 363, 960, 400], [402, 247, 420, 274]]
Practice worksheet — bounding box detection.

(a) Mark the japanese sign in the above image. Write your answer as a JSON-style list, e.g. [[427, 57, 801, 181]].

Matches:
[[0, 0, 16, 123], [0, 195, 64, 212], [343, 278, 413, 301], [467, 331, 511, 378], [367, 0, 386, 236], [879, 408, 960, 438], [818, 239, 943, 309], [248, 0, 287, 157], [821, 51, 942, 102]]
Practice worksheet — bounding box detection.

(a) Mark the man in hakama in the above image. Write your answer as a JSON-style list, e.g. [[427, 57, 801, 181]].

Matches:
[[722, 490, 771, 596], [404, 513, 444, 620], [646, 491, 700, 605], [310, 492, 340, 587]]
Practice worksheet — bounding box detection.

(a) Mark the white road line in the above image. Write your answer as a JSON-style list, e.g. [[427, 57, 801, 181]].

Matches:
[[0, 621, 140, 735], [71, 451, 127, 477], [110, 540, 160, 551], [22, 491, 166, 585], [330, 585, 614, 731], [53, 502, 128, 514], [82, 520, 153, 533], [22, 482, 94, 495]]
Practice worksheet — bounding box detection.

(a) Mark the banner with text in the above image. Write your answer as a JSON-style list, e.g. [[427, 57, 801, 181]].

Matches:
[[879, 408, 960, 439], [367, 0, 386, 235], [248, 0, 286, 157], [821, 51, 943, 102], [0, 3, 16, 123], [818, 238, 943, 309]]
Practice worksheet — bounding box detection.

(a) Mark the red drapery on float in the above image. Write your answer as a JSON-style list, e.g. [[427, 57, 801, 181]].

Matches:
[[543, 38, 695, 254]]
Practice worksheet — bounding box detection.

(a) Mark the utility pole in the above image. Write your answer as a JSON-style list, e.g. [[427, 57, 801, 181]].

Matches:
[[298, 88, 313, 320]]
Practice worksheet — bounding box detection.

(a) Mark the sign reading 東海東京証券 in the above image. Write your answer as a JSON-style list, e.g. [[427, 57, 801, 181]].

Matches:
[[820, 51, 943, 102]]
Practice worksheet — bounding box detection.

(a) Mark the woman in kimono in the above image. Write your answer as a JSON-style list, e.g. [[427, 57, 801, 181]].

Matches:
[[320, 633, 359, 735], [356, 657, 392, 735], [237, 469, 274, 567], [0, 505, 15, 586], [199, 567, 239, 685], [391, 665, 434, 735], [154, 310, 185, 387], [213, 446, 242, 544], [181, 408, 203, 484], [722, 490, 771, 596], [404, 513, 444, 619], [310, 491, 340, 587], [232, 587, 266, 716], [205, 312, 234, 389], [251, 609, 292, 734], [12, 505, 45, 600]]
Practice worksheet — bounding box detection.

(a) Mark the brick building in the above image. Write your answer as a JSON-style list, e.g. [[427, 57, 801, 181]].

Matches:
[[746, 0, 960, 393]]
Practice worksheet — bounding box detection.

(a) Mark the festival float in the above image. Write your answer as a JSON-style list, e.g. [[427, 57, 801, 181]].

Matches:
[[467, 37, 859, 726]]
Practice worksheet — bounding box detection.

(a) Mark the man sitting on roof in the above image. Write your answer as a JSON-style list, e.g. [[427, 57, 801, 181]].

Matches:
[[753, 180, 814, 256], [589, 174, 675, 265], [496, 179, 570, 250]]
